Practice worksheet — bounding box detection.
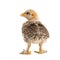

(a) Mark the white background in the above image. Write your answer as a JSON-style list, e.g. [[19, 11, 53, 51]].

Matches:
[[0, 0, 60, 60]]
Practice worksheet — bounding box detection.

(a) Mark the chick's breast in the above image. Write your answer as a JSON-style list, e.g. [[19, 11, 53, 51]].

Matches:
[[22, 21, 49, 43]]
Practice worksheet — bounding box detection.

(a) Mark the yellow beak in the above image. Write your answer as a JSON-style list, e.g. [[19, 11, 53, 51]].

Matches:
[[20, 13, 26, 16]]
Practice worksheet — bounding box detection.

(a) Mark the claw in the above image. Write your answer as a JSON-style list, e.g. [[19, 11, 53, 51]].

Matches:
[[34, 50, 47, 54], [20, 49, 31, 55]]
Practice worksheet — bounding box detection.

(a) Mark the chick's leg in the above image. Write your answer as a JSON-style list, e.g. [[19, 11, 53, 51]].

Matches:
[[39, 43, 47, 54], [39, 43, 43, 54], [26, 42, 31, 54], [20, 42, 31, 54], [34, 43, 47, 54]]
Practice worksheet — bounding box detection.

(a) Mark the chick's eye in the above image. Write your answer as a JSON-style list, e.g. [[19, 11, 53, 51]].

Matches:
[[26, 12, 30, 15]]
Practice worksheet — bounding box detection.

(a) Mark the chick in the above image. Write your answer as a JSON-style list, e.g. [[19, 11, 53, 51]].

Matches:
[[20, 9, 49, 54]]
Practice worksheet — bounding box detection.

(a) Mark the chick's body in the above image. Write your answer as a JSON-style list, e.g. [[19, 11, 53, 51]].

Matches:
[[22, 21, 49, 44], [20, 9, 49, 54]]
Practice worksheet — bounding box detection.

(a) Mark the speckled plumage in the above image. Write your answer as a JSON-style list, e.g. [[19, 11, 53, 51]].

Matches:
[[22, 21, 49, 44]]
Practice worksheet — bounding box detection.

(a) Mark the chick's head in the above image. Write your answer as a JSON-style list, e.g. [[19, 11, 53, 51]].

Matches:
[[21, 9, 38, 21]]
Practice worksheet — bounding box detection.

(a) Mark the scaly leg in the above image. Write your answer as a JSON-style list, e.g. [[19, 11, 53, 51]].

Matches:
[[20, 42, 31, 54], [34, 43, 47, 54]]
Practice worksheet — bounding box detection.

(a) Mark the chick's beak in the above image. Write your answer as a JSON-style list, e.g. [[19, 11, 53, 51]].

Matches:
[[20, 13, 25, 16]]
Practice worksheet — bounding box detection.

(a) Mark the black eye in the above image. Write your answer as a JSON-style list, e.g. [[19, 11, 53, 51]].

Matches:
[[26, 12, 30, 15]]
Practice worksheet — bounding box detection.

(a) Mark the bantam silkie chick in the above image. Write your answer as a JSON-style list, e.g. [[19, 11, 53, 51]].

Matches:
[[20, 9, 49, 54]]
